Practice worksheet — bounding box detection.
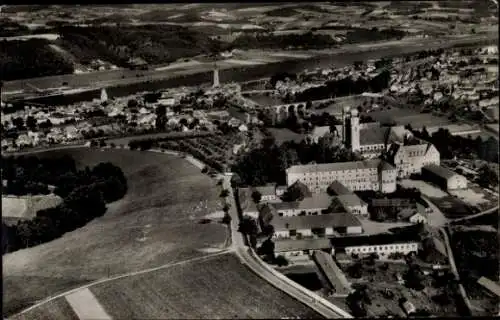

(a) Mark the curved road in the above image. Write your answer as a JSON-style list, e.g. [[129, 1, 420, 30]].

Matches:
[[222, 175, 353, 319], [439, 227, 473, 316]]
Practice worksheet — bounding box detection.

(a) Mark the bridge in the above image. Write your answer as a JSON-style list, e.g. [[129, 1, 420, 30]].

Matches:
[[240, 89, 275, 95]]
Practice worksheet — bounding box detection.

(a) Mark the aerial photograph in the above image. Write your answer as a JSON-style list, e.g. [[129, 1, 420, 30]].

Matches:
[[1, 2, 499, 319]]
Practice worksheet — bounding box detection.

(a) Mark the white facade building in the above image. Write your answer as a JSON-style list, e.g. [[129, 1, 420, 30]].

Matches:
[[387, 142, 440, 178], [286, 159, 397, 194]]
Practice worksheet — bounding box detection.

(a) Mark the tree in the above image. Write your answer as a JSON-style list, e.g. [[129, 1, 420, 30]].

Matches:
[[257, 238, 275, 258], [477, 165, 499, 188], [127, 99, 138, 108], [238, 216, 258, 236], [26, 116, 37, 130], [251, 190, 262, 203], [220, 189, 229, 198], [275, 255, 289, 266], [222, 212, 231, 225]]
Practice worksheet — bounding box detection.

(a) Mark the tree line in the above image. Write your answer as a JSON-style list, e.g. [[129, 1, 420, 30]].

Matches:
[[2, 155, 128, 254], [0, 39, 74, 81], [294, 69, 391, 102], [412, 127, 499, 164]]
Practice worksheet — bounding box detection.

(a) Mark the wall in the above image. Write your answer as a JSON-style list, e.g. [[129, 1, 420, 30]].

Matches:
[[346, 226, 363, 235]]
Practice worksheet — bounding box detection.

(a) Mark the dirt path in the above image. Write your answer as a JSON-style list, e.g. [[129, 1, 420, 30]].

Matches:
[[65, 288, 112, 320], [14, 250, 231, 318]]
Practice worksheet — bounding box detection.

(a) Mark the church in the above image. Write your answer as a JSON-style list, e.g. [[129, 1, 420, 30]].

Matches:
[[341, 107, 440, 178]]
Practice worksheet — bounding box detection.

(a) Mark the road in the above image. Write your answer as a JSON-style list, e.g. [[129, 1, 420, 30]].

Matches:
[[2, 32, 497, 98], [439, 227, 473, 316], [221, 175, 353, 319], [448, 205, 499, 224]]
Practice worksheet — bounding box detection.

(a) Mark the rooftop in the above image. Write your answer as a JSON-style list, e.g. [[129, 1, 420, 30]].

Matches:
[[477, 277, 500, 298], [336, 194, 367, 208], [272, 212, 361, 231], [360, 126, 389, 146], [422, 164, 461, 180], [251, 184, 277, 197], [274, 238, 331, 252], [287, 159, 394, 175], [272, 193, 333, 212], [327, 181, 352, 195], [330, 232, 421, 248]]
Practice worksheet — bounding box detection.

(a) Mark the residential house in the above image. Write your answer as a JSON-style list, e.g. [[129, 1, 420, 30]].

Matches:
[[409, 212, 427, 224], [421, 164, 468, 190], [401, 300, 416, 315]]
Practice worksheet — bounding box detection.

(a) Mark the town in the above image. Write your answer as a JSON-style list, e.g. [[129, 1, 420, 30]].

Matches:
[[1, 3, 498, 320]]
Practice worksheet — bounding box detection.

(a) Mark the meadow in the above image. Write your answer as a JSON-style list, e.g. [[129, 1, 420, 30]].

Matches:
[[3, 148, 226, 316]]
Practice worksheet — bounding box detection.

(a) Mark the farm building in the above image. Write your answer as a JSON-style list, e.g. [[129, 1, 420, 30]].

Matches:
[[272, 212, 363, 240], [312, 250, 352, 296], [477, 276, 500, 298], [274, 238, 332, 260], [330, 232, 420, 258], [251, 184, 279, 202], [271, 193, 333, 217], [327, 181, 352, 196], [421, 164, 468, 191], [335, 194, 368, 216]]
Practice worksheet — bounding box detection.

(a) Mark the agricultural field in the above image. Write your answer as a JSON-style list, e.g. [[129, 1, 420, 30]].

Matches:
[[3, 148, 227, 316], [368, 108, 451, 129], [159, 133, 244, 172], [449, 186, 497, 211], [105, 131, 213, 147], [12, 299, 79, 320], [89, 253, 321, 319], [338, 260, 461, 317], [2, 194, 64, 225]]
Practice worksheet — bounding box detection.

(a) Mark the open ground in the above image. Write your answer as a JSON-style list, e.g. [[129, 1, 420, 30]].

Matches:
[[13, 253, 321, 320], [3, 148, 226, 316]]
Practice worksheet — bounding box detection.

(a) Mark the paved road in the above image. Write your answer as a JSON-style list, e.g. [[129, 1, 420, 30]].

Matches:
[[221, 175, 353, 319], [448, 205, 499, 224], [440, 227, 473, 316]]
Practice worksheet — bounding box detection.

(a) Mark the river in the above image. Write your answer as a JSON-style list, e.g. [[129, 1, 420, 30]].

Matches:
[[8, 36, 497, 106]]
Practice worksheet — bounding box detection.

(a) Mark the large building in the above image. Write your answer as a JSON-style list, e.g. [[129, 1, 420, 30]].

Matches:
[[421, 164, 468, 190], [330, 233, 420, 258], [286, 159, 397, 194], [341, 107, 441, 176], [386, 142, 440, 178]]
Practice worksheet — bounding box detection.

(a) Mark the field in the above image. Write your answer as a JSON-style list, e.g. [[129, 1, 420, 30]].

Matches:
[[2, 194, 64, 224], [12, 299, 79, 320], [90, 253, 321, 319], [105, 131, 214, 146], [268, 128, 305, 145], [3, 148, 227, 316], [368, 108, 451, 129], [449, 187, 494, 210], [13, 253, 320, 319]]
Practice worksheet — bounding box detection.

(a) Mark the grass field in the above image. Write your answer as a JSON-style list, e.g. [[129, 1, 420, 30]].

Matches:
[[13, 298, 79, 320], [429, 195, 475, 219], [368, 108, 451, 128], [268, 128, 305, 145], [89, 253, 321, 319], [3, 148, 227, 316]]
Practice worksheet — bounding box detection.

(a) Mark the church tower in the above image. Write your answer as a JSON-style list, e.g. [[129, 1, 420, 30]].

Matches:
[[213, 63, 220, 88], [345, 109, 360, 152]]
